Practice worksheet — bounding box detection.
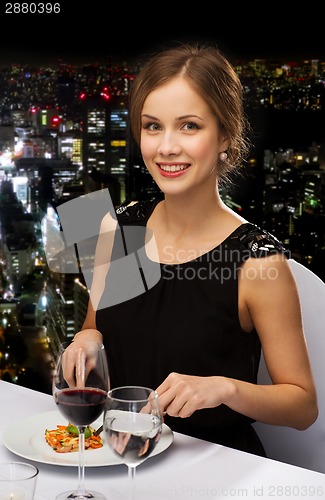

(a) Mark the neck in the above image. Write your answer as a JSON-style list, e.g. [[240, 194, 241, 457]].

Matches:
[[161, 187, 225, 232]]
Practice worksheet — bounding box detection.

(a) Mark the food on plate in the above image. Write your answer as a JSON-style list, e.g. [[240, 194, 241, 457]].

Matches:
[[45, 423, 103, 453]]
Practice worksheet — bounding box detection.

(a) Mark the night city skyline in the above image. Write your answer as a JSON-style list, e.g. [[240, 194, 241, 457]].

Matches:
[[0, 14, 324, 279], [0, 5, 324, 394]]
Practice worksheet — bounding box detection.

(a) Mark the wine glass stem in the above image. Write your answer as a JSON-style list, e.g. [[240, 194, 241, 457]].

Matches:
[[77, 426, 86, 493], [128, 466, 136, 500]]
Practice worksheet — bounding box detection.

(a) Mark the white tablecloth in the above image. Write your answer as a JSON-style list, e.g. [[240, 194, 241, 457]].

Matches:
[[1, 380, 325, 499]]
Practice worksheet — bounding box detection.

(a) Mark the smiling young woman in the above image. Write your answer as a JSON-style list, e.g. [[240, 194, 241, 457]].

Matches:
[[65, 43, 318, 457]]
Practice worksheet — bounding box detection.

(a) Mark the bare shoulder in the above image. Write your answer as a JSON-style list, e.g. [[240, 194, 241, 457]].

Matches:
[[242, 251, 291, 272], [99, 211, 118, 234], [239, 254, 300, 322], [241, 253, 296, 287]]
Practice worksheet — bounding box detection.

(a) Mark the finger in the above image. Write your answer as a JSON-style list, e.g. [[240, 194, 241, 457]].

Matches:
[[155, 376, 173, 396], [164, 393, 189, 417], [75, 348, 86, 387], [155, 381, 175, 414], [177, 402, 194, 419], [157, 393, 173, 416], [61, 349, 77, 387]]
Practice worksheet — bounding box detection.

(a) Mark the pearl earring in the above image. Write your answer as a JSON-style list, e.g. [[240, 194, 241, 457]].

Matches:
[[219, 152, 228, 162]]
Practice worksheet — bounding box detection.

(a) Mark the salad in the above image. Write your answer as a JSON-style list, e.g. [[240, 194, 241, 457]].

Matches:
[[45, 423, 103, 453]]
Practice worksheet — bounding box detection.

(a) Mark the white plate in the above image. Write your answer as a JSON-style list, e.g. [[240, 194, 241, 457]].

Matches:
[[2, 410, 174, 467]]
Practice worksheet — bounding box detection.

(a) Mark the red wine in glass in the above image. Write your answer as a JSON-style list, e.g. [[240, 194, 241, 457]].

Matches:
[[54, 387, 107, 426], [53, 340, 109, 500]]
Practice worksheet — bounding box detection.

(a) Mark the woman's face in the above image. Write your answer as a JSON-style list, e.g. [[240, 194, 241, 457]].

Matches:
[[140, 77, 227, 197]]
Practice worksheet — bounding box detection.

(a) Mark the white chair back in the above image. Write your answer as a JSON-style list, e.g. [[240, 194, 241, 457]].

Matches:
[[253, 259, 325, 473]]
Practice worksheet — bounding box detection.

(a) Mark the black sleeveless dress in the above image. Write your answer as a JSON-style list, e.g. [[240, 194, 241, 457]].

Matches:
[[96, 199, 289, 456]]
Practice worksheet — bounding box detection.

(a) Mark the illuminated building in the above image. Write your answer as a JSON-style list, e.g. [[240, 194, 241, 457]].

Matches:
[[80, 93, 128, 202]]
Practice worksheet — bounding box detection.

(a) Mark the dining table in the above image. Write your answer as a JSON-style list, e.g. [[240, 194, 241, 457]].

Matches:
[[1, 379, 325, 499]]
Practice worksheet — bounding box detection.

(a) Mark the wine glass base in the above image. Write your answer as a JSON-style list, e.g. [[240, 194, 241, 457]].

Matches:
[[55, 490, 107, 500]]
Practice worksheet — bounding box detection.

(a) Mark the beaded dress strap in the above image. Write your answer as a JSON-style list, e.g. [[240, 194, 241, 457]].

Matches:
[[230, 223, 290, 258], [115, 199, 159, 226]]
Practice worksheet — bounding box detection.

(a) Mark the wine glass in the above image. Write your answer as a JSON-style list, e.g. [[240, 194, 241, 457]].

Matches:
[[103, 386, 162, 500], [52, 340, 109, 500]]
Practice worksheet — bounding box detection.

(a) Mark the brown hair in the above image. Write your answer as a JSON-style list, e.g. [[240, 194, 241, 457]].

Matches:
[[128, 43, 251, 181]]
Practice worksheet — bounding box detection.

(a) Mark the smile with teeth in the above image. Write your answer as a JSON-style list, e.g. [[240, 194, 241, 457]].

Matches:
[[158, 164, 190, 172]]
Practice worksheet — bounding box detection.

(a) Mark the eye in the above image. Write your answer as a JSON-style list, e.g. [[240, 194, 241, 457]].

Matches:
[[142, 122, 161, 131], [182, 122, 200, 131]]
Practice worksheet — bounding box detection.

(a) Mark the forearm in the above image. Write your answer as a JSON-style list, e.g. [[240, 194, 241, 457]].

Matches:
[[223, 377, 318, 430], [71, 210, 116, 345], [156, 371, 318, 429], [72, 302, 103, 344]]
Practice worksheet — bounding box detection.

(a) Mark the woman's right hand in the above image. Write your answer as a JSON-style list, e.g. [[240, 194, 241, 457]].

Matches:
[[62, 329, 104, 387], [72, 328, 103, 345]]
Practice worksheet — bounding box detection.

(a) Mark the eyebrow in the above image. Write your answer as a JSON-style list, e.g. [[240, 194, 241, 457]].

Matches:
[[141, 113, 204, 121]]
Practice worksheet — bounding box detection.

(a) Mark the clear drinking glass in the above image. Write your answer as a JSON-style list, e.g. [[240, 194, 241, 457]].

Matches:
[[103, 386, 162, 500], [0, 462, 39, 500], [52, 340, 109, 500]]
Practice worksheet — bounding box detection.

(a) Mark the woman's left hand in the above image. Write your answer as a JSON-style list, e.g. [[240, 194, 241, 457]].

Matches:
[[156, 372, 234, 418]]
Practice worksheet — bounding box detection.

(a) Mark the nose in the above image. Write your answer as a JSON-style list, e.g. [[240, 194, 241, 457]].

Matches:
[[157, 132, 181, 156]]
